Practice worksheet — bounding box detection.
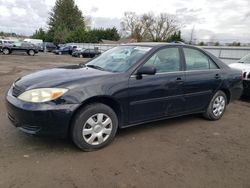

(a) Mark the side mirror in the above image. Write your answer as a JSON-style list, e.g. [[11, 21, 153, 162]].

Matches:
[[137, 66, 156, 75]]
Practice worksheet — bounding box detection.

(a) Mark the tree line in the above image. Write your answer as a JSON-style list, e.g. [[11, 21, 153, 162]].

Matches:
[[32, 0, 120, 43], [30, 0, 184, 44]]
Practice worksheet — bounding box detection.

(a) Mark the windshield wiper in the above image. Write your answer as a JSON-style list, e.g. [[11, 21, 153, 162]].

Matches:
[[86, 64, 106, 71]]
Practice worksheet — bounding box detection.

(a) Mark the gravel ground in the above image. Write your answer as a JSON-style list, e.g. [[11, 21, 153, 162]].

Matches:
[[0, 52, 250, 188]]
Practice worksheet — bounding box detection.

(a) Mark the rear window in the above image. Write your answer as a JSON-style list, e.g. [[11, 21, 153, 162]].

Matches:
[[184, 48, 218, 70]]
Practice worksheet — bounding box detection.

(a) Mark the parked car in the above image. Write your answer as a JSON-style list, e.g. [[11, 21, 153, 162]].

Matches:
[[0, 39, 14, 52], [2, 42, 39, 56], [43, 42, 57, 52], [52, 45, 77, 55], [229, 54, 250, 95], [6, 43, 243, 151], [72, 48, 101, 58]]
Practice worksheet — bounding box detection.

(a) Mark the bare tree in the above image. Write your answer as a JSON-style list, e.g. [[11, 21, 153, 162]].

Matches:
[[120, 12, 141, 39], [121, 12, 180, 42]]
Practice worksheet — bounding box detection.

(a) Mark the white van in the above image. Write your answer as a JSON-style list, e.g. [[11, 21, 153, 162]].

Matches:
[[24, 39, 43, 45], [24, 39, 43, 51]]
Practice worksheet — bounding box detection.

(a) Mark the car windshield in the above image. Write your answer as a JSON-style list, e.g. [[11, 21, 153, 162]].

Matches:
[[239, 54, 250, 64], [86, 46, 152, 72]]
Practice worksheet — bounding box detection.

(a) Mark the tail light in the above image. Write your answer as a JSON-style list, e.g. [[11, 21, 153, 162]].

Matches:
[[240, 71, 244, 80]]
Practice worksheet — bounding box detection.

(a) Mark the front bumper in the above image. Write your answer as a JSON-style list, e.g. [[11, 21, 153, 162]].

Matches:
[[6, 88, 79, 138]]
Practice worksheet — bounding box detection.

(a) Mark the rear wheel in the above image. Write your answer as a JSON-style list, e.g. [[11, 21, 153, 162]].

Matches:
[[71, 103, 118, 151], [3, 48, 10, 55], [203, 91, 227, 120]]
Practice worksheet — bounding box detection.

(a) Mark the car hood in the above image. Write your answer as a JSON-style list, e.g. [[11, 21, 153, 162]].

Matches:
[[14, 65, 112, 90], [229, 63, 250, 72]]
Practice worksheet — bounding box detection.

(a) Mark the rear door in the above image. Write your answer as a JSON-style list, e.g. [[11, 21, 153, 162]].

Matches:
[[89, 49, 96, 57], [128, 47, 185, 123], [21, 43, 31, 52], [182, 47, 222, 112]]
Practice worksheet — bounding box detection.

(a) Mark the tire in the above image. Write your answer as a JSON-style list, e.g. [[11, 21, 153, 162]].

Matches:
[[2, 48, 10, 55], [28, 50, 35, 56], [59, 51, 62, 55], [79, 54, 83, 58], [203, 91, 227, 121], [71, 103, 118, 151]]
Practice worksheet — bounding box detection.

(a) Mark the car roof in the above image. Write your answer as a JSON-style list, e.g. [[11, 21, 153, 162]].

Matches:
[[122, 42, 188, 48]]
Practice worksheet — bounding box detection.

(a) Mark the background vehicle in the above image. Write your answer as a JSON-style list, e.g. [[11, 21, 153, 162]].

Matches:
[[24, 38, 43, 51], [53, 45, 77, 55], [24, 39, 43, 46], [2, 42, 39, 56], [43, 42, 57, 52], [229, 54, 250, 95], [0, 39, 14, 52], [72, 48, 101, 58], [6, 44, 243, 151]]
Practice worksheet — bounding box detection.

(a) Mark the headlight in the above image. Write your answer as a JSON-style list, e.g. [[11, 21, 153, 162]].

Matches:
[[17, 88, 68, 103]]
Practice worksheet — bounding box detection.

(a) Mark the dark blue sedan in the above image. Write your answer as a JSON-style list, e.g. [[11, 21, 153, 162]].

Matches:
[[52, 45, 77, 55], [6, 43, 243, 151]]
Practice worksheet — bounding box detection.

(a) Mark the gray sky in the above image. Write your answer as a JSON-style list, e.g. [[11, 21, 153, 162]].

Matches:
[[0, 0, 250, 42]]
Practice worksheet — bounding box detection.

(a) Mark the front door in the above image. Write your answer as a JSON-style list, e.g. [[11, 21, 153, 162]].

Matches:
[[128, 47, 185, 124]]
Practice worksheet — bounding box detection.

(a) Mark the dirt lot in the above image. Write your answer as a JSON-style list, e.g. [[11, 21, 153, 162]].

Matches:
[[0, 52, 250, 188]]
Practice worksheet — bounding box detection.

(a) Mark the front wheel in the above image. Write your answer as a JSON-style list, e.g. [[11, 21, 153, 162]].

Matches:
[[203, 91, 227, 121], [71, 103, 118, 151], [2, 48, 10, 55]]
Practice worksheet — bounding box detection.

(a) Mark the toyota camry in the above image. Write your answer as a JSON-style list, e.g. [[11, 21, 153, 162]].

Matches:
[[6, 43, 243, 151]]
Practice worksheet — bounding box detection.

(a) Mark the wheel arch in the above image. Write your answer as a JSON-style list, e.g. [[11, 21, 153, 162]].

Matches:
[[220, 88, 231, 104], [68, 96, 123, 136]]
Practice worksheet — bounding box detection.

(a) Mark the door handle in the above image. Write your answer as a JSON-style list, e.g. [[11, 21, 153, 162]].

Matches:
[[176, 77, 184, 83], [215, 74, 221, 79]]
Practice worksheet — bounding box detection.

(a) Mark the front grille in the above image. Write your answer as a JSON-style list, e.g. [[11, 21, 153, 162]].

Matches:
[[12, 84, 25, 97]]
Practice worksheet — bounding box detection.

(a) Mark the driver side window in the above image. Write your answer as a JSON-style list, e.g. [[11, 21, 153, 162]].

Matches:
[[144, 48, 180, 73]]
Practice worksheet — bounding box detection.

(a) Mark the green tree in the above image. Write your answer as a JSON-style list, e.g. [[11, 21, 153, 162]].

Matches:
[[67, 27, 98, 43], [198, 41, 205, 46], [89, 27, 120, 42], [166, 30, 183, 42], [48, 0, 85, 43], [105, 27, 120, 41], [215, 41, 220, 46], [32, 28, 47, 41]]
